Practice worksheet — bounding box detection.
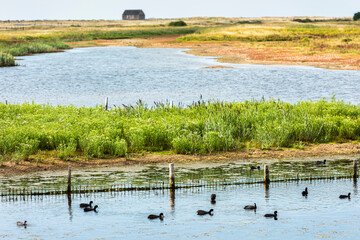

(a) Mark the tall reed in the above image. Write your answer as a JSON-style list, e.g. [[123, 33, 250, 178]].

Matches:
[[1, 99, 360, 161]]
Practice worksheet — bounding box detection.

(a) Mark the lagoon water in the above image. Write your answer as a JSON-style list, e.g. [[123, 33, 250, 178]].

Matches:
[[1, 179, 359, 239], [1, 159, 359, 239], [0, 46, 360, 106]]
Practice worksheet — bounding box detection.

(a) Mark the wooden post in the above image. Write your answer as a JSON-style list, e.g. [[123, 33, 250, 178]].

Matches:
[[4, 100, 7, 105], [354, 160, 358, 179], [67, 165, 71, 194], [264, 165, 270, 184], [169, 163, 175, 189], [104, 97, 108, 111]]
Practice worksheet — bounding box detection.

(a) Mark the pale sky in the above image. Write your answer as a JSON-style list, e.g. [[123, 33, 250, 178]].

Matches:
[[1, 0, 359, 20]]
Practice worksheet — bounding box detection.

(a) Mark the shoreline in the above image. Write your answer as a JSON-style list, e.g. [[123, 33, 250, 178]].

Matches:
[[67, 35, 360, 71], [1, 142, 359, 176]]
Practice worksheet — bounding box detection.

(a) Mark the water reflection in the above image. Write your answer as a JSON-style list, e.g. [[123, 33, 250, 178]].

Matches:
[[1, 47, 360, 107]]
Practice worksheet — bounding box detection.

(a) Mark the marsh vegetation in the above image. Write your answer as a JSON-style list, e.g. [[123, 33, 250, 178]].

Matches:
[[1, 99, 360, 162]]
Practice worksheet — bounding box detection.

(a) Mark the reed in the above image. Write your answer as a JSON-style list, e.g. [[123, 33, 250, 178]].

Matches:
[[1, 99, 360, 161], [0, 52, 15, 67]]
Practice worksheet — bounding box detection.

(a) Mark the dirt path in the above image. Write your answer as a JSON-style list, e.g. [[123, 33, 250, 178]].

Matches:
[[1, 142, 359, 175]]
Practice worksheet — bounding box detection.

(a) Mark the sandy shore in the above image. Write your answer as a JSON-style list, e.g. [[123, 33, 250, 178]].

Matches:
[[68, 35, 360, 71], [1, 142, 359, 175]]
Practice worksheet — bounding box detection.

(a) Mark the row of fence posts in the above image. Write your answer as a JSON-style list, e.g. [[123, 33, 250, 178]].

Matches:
[[63, 160, 359, 196]]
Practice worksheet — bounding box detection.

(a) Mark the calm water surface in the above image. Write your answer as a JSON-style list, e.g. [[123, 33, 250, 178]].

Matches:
[[1, 180, 359, 239], [0, 47, 360, 106]]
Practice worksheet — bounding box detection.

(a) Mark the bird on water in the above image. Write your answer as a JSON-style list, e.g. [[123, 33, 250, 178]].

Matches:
[[80, 201, 93, 208], [302, 187, 308, 197], [316, 160, 326, 165], [264, 211, 278, 218], [211, 194, 216, 204], [17, 221, 27, 227], [148, 213, 164, 220], [197, 209, 214, 216], [244, 203, 257, 210], [84, 205, 98, 212], [339, 193, 351, 199], [250, 166, 260, 170]]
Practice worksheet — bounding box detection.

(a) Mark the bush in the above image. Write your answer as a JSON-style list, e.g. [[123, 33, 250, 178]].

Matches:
[[169, 20, 187, 27], [354, 12, 360, 21], [0, 52, 15, 67], [172, 133, 202, 154]]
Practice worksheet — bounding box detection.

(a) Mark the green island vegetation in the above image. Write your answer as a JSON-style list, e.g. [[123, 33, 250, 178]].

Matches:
[[354, 12, 360, 21], [1, 99, 360, 162], [168, 20, 187, 26]]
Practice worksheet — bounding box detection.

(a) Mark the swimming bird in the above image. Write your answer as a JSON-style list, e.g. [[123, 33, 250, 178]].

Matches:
[[84, 205, 98, 212], [264, 211, 277, 218], [339, 193, 351, 199], [211, 194, 216, 204], [148, 213, 164, 220], [197, 209, 214, 215], [244, 203, 257, 210], [302, 187, 308, 197], [316, 160, 326, 165], [80, 201, 93, 208], [17, 221, 27, 227], [250, 166, 260, 170]]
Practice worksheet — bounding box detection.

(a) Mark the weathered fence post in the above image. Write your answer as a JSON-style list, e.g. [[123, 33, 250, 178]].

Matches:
[[169, 163, 175, 189], [67, 165, 72, 194], [354, 160, 358, 179], [264, 165, 270, 184], [104, 97, 108, 111]]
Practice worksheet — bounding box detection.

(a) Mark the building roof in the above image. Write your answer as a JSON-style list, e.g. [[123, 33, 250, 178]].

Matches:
[[123, 10, 144, 15]]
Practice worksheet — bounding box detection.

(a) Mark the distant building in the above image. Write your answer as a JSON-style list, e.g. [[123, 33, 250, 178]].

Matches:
[[122, 10, 145, 20]]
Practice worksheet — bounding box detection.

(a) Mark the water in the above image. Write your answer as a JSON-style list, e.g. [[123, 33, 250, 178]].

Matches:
[[1, 47, 360, 106], [0, 157, 356, 190], [1, 179, 359, 239]]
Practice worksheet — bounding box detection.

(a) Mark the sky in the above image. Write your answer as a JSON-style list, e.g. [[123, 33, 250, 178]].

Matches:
[[1, 0, 359, 20]]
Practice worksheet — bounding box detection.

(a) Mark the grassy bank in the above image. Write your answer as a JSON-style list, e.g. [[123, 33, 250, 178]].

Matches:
[[177, 19, 360, 63], [0, 19, 200, 66], [1, 99, 360, 163]]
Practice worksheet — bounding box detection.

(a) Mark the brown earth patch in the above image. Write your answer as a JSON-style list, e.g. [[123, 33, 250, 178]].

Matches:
[[1, 142, 359, 176], [67, 35, 360, 70], [201, 65, 233, 69]]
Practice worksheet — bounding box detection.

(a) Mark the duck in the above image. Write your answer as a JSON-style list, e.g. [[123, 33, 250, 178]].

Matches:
[[316, 160, 326, 165], [211, 194, 216, 204], [302, 187, 308, 196], [250, 166, 260, 170], [17, 221, 27, 227], [244, 203, 257, 210], [148, 213, 164, 220], [80, 201, 93, 208], [339, 193, 351, 199], [84, 205, 98, 212], [264, 211, 277, 218], [197, 209, 214, 215]]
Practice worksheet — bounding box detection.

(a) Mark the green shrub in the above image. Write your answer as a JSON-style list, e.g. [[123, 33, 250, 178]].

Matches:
[[353, 12, 360, 21], [172, 133, 202, 154], [109, 138, 127, 157], [169, 20, 187, 27], [15, 138, 40, 160], [203, 131, 236, 153], [0, 52, 15, 67], [57, 139, 77, 160]]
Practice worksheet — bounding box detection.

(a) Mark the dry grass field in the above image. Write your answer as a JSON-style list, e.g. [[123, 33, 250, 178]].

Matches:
[[0, 17, 359, 68]]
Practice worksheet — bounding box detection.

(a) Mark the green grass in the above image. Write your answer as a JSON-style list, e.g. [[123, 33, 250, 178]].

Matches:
[[0, 52, 15, 66], [1, 99, 360, 161]]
